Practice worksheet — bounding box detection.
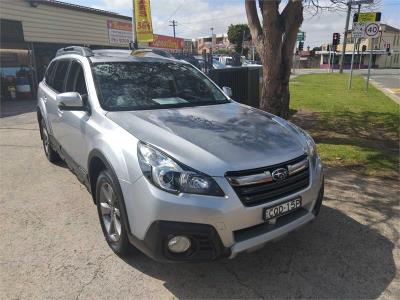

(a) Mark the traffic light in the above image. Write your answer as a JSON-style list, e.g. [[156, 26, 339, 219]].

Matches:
[[332, 33, 340, 46], [362, 45, 367, 52], [298, 41, 304, 51]]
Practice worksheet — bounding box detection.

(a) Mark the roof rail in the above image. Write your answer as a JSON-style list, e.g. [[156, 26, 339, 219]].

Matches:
[[56, 46, 94, 57]]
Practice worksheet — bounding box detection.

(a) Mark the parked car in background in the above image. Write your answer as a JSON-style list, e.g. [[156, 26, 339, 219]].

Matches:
[[212, 59, 227, 69], [37, 46, 324, 262], [242, 59, 262, 68], [218, 56, 234, 66]]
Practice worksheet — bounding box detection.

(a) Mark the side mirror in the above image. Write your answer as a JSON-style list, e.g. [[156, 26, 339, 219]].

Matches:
[[222, 86, 232, 97], [57, 92, 86, 111]]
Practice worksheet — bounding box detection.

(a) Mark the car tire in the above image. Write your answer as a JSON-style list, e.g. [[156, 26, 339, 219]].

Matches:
[[96, 169, 133, 256], [40, 118, 61, 163]]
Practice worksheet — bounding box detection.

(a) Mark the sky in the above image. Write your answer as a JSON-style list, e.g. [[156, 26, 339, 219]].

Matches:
[[67, 0, 399, 47]]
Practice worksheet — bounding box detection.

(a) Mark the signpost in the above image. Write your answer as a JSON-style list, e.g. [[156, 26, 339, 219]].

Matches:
[[348, 11, 381, 90], [294, 31, 305, 73], [339, 0, 374, 73], [297, 31, 305, 42]]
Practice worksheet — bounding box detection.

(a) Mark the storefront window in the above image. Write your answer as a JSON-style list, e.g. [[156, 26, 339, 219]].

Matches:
[[0, 49, 33, 100]]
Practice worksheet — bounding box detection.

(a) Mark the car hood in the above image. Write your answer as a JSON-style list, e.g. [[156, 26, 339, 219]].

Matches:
[[106, 103, 307, 176]]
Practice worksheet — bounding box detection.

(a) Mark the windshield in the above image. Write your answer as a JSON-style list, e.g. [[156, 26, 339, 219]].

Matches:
[[92, 61, 229, 111]]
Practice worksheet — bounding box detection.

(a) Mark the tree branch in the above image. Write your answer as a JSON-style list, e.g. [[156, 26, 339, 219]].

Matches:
[[281, 0, 304, 81], [245, 0, 262, 43], [262, 0, 281, 30]]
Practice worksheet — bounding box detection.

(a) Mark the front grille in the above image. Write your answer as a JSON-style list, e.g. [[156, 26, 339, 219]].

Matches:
[[226, 155, 310, 207]]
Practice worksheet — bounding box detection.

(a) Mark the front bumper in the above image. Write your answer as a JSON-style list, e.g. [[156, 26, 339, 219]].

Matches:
[[120, 156, 324, 262]]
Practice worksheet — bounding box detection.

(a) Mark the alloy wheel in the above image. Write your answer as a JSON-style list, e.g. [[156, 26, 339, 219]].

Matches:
[[99, 182, 122, 242]]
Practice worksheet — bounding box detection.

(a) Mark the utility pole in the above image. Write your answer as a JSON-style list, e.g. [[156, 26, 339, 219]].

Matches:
[[348, 4, 361, 89], [169, 20, 177, 38], [210, 27, 214, 51], [339, 1, 352, 73]]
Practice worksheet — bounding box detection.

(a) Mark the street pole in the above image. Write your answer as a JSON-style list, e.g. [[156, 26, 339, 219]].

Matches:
[[348, 4, 361, 89], [292, 53, 295, 74], [332, 51, 335, 73], [339, 2, 352, 73], [348, 43, 356, 88], [131, 0, 137, 49], [210, 27, 214, 52], [328, 47, 331, 72], [366, 47, 373, 90], [240, 29, 246, 56]]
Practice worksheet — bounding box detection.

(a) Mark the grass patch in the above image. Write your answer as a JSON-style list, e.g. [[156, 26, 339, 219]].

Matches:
[[290, 73, 399, 178], [317, 144, 398, 177]]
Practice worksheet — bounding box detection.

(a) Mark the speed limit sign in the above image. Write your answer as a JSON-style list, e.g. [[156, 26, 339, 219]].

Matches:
[[365, 23, 380, 38]]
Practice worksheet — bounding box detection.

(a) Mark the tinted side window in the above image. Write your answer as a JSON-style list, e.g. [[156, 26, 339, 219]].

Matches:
[[53, 60, 70, 93], [65, 61, 87, 96], [44, 62, 56, 87]]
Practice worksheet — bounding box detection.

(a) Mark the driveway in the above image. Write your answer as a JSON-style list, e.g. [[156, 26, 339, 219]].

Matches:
[[0, 102, 399, 299]]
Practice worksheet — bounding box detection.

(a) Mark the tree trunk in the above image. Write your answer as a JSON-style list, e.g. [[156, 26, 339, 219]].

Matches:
[[245, 0, 303, 119]]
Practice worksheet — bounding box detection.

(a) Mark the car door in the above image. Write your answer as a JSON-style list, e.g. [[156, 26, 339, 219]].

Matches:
[[47, 59, 71, 140], [57, 59, 90, 169]]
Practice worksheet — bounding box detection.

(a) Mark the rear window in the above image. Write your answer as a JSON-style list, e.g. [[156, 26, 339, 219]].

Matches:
[[52, 60, 70, 92]]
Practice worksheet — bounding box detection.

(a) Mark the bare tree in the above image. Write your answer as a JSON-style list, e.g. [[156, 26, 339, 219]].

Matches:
[[245, 0, 303, 119], [245, 0, 303, 118], [245, 0, 379, 118]]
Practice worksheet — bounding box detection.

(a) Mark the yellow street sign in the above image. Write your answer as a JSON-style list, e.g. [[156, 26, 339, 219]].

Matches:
[[355, 12, 381, 23]]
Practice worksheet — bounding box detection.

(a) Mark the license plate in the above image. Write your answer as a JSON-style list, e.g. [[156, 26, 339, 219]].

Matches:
[[263, 198, 302, 221]]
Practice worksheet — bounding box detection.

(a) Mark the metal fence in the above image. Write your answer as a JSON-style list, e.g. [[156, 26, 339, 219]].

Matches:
[[208, 66, 261, 108]]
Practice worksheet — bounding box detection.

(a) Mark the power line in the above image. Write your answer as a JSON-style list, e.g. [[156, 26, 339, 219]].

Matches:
[[180, 13, 245, 25], [179, 22, 227, 36], [168, 2, 185, 19]]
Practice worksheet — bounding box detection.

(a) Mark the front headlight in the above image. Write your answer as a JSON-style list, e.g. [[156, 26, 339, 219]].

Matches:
[[303, 131, 317, 157], [137, 142, 224, 196]]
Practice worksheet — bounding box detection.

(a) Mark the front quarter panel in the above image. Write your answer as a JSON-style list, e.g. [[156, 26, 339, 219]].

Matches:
[[86, 111, 143, 184]]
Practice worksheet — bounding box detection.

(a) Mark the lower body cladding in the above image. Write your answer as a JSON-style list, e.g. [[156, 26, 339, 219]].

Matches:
[[119, 157, 324, 262]]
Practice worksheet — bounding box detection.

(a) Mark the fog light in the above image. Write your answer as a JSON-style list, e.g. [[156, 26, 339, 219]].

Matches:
[[167, 236, 191, 253]]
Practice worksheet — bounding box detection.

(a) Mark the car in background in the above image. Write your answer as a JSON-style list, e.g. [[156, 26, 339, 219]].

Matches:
[[219, 56, 234, 66], [212, 59, 227, 69], [242, 59, 262, 68]]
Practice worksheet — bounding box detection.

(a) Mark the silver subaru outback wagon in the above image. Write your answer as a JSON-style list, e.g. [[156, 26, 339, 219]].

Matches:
[[37, 46, 324, 262]]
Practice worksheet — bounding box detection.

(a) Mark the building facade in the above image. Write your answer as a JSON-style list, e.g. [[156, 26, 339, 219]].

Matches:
[[0, 0, 134, 100], [0, 0, 192, 101], [318, 23, 400, 69], [196, 33, 233, 53]]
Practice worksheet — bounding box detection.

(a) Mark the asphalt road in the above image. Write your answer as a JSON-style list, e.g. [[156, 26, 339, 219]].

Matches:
[[0, 101, 399, 299], [361, 69, 400, 102]]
